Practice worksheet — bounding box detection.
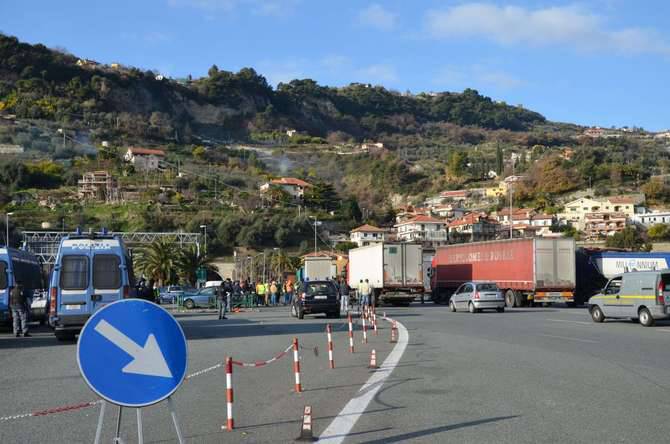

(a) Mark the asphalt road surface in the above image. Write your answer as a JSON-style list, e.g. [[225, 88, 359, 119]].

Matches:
[[1, 304, 669, 443]]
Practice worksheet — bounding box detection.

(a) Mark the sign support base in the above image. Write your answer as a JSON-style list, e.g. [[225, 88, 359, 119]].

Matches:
[[92, 398, 183, 444]]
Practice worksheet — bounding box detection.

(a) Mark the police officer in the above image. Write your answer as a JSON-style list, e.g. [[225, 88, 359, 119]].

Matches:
[[217, 283, 227, 320], [10, 282, 30, 337]]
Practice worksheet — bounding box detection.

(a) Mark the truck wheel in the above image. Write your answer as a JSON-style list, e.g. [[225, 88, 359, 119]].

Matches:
[[639, 308, 655, 327], [505, 290, 516, 308], [449, 301, 456, 312], [590, 305, 605, 323], [468, 302, 476, 313]]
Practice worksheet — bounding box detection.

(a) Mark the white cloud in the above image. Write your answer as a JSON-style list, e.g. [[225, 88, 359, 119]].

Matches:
[[356, 64, 398, 84], [358, 4, 397, 31], [425, 3, 670, 55], [434, 65, 523, 91]]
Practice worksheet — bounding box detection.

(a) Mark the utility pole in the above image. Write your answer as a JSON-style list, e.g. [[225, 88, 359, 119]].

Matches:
[[5, 212, 13, 247], [509, 162, 515, 240], [309, 216, 318, 255]]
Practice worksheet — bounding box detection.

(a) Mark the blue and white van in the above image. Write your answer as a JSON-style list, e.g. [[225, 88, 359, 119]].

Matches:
[[49, 230, 135, 341], [0, 247, 44, 326]]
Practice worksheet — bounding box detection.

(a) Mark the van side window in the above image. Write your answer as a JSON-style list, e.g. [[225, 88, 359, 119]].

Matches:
[[93, 255, 121, 290], [61, 256, 89, 290], [605, 277, 622, 295], [0, 261, 7, 289]]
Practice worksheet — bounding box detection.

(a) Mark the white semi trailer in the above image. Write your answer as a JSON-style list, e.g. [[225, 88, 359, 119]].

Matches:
[[348, 243, 423, 306]]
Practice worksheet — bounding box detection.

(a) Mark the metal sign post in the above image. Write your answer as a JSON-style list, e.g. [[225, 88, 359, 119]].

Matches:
[[78, 299, 188, 444]]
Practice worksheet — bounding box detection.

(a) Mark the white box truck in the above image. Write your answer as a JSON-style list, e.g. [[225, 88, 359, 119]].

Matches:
[[348, 243, 424, 306], [304, 256, 335, 281]]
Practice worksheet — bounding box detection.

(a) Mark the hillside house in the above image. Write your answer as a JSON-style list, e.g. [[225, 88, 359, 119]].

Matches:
[[431, 204, 467, 220], [350, 224, 386, 247], [395, 215, 448, 245], [632, 210, 670, 226], [123, 147, 166, 171], [559, 195, 643, 230], [259, 177, 312, 199], [584, 212, 628, 240], [448, 213, 498, 242], [0, 144, 24, 154]]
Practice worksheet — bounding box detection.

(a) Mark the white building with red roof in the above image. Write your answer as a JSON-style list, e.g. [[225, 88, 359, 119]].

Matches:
[[350, 224, 386, 247], [395, 215, 448, 245], [123, 147, 166, 171], [260, 177, 313, 199]]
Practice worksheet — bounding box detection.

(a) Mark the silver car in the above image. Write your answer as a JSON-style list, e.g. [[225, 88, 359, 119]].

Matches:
[[450, 282, 505, 313]]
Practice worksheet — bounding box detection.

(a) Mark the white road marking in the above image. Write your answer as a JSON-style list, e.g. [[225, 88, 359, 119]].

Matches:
[[539, 334, 598, 344], [546, 319, 593, 326], [657, 329, 670, 333], [318, 318, 409, 443]]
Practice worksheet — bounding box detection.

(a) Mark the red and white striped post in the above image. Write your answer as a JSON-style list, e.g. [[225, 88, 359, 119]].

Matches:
[[373, 311, 378, 336], [293, 337, 302, 393], [326, 324, 335, 369], [362, 315, 368, 344], [390, 320, 397, 343], [225, 357, 234, 431], [348, 313, 355, 353]]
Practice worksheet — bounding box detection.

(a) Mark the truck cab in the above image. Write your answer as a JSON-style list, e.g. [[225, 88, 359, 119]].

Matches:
[[49, 230, 135, 341]]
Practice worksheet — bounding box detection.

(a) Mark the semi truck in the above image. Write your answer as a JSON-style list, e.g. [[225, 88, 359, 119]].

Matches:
[[430, 238, 576, 307], [348, 243, 424, 306]]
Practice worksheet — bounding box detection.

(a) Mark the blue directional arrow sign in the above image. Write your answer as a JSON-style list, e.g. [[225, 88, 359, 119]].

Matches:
[[77, 299, 188, 407]]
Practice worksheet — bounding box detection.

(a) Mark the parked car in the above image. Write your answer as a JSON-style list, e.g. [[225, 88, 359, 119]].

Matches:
[[449, 282, 505, 313], [588, 271, 670, 327], [291, 280, 340, 319], [182, 287, 216, 309], [159, 285, 187, 304]]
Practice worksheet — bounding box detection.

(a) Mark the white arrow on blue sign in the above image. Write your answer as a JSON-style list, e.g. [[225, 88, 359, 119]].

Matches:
[[77, 299, 188, 407]]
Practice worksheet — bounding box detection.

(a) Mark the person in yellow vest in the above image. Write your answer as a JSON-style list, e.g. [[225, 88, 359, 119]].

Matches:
[[255, 280, 264, 307]]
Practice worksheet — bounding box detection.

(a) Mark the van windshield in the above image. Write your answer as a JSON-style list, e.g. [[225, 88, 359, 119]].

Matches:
[[93, 255, 121, 290], [0, 261, 7, 290], [60, 256, 89, 290]]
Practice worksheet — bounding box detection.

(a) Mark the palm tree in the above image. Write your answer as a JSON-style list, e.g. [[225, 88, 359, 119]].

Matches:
[[134, 239, 177, 287], [176, 245, 215, 286]]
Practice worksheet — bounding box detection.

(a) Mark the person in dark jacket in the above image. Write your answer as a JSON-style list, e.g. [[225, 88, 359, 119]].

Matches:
[[216, 284, 227, 320], [9, 282, 30, 337]]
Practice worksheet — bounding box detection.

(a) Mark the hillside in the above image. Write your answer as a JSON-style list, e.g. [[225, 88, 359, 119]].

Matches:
[[2, 33, 670, 256], [0, 33, 547, 147]]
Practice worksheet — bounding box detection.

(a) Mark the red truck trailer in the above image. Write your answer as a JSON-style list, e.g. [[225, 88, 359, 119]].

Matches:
[[430, 238, 576, 307]]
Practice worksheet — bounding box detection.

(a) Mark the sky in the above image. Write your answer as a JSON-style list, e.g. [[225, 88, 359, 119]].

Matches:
[[1, 0, 669, 130]]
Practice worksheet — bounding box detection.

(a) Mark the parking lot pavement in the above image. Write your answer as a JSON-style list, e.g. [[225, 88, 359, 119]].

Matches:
[[0, 308, 405, 443], [3, 304, 670, 443], [343, 303, 670, 444]]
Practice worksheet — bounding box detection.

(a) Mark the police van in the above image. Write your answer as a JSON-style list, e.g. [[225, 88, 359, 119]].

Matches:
[[49, 229, 135, 341], [588, 270, 670, 327], [0, 247, 44, 326]]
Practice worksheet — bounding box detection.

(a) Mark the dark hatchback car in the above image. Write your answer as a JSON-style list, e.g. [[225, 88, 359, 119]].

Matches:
[[291, 281, 340, 319]]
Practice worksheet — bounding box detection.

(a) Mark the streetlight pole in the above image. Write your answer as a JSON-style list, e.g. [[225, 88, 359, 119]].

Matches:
[[262, 252, 266, 283], [5, 212, 13, 247], [309, 216, 318, 255], [199, 225, 207, 255]]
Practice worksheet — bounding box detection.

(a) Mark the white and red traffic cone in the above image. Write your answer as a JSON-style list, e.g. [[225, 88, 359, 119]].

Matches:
[[390, 320, 397, 343], [368, 349, 378, 369], [296, 405, 316, 441]]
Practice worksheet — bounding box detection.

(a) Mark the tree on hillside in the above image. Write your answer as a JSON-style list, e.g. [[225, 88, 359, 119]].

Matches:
[[447, 151, 468, 179], [647, 224, 670, 241], [304, 181, 339, 211], [339, 197, 362, 224], [495, 143, 503, 175], [605, 226, 651, 252]]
